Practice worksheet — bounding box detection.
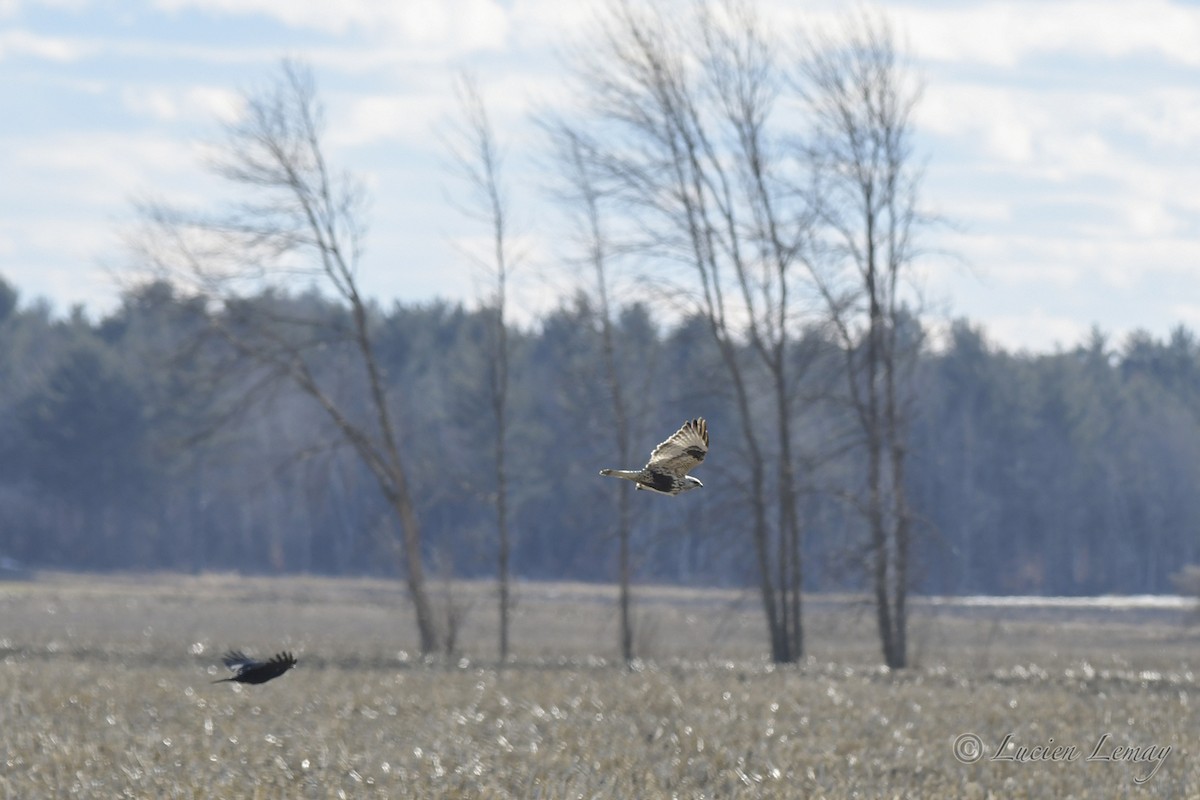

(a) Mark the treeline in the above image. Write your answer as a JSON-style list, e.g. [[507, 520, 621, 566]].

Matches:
[[1, 276, 1198, 596]]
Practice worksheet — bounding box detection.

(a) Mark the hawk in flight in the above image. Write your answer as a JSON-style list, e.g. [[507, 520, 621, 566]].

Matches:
[[600, 418, 708, 496], [213, 650, 298, 685]]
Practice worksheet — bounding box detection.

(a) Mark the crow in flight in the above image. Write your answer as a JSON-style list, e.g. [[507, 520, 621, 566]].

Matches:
[[213, 650, 297, 685], [600, 418, 708, 496]]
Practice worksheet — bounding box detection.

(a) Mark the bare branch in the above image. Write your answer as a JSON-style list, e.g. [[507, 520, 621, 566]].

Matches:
[[444, 72, 516, 661], [127, 59, 441, 654]]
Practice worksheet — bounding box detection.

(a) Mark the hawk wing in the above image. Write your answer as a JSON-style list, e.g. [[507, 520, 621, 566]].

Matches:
[[645, 418, 708, 477]]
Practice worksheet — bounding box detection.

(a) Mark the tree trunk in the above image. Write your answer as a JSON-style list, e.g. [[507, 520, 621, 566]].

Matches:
[[384, 471, 439, 654], [498, 452, 510, 661], [618, 486, 633, 663], [775, 373, 804, 659]]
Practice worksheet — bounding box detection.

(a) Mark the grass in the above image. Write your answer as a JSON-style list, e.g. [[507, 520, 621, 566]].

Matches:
[[1, 571, 1199, 797]]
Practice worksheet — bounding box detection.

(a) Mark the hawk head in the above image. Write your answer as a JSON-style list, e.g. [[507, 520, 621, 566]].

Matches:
[[677, 476, 703, 493]]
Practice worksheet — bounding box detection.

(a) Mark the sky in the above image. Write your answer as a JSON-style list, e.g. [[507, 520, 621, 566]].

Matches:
[[2, 0, 1200, 353]]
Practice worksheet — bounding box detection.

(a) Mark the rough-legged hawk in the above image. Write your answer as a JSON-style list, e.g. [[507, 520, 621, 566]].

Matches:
[[213, 650, 297, 685], [600, 418, 708, 496]]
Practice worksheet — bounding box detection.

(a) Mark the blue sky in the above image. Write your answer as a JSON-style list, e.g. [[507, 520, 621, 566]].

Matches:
[[3, 0, 1200, 352]]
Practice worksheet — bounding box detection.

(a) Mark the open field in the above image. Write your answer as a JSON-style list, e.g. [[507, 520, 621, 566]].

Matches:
[[2, 572, 1199, 798]]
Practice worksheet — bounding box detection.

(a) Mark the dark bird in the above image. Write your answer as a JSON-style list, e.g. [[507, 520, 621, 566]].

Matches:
[[600, 418, 708, 496], [212, 650, 297, 685]]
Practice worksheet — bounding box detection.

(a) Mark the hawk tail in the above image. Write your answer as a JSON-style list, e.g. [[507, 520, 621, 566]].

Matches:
[[599, 468, 641, 481]]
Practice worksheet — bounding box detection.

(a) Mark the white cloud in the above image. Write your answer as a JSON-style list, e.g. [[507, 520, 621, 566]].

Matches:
[[917, 68, 1200, 287], [187, 86, 244, 123], [509, 0, 599, 47], [918, 83, 1142, 172], [152, 0, 511, 50], [978, 309, 1091, 353], [4, 218, 114, 262], [0, 28, 92, 61], [938, 224, 1200, 290], [13, 131, 201, 188], [330, 90, 456, 149], [1122, 199, 1180, 239], [917, 84, 1037, 163], [327, 63, 569, 153], [120, 85, 243, 124], [0, 129, 222, 239], [1116, 87, 1200, 150], [1170, 303, 1200, 331], [902, 0, 1200, 68], [0, 216, 122, 314], [945, 235, 1084, 288]]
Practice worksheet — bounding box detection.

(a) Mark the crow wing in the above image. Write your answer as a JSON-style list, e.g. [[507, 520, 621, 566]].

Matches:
[[645, 418, 708, 477], [217, 650, 297, 684], [221, 650, 258, 672], [243, 652, 297, 683]]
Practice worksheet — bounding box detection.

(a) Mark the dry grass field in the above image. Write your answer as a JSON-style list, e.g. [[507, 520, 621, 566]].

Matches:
[[1, 572, 1199, 798]]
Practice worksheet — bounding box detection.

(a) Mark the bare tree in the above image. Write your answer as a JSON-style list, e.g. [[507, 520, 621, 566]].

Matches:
[[798, 12, 926, 669], [444, 73, 515, 662], [545, 125, 639, 664], [128, 60, 442, 653], [553, 0, 817, 662]]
